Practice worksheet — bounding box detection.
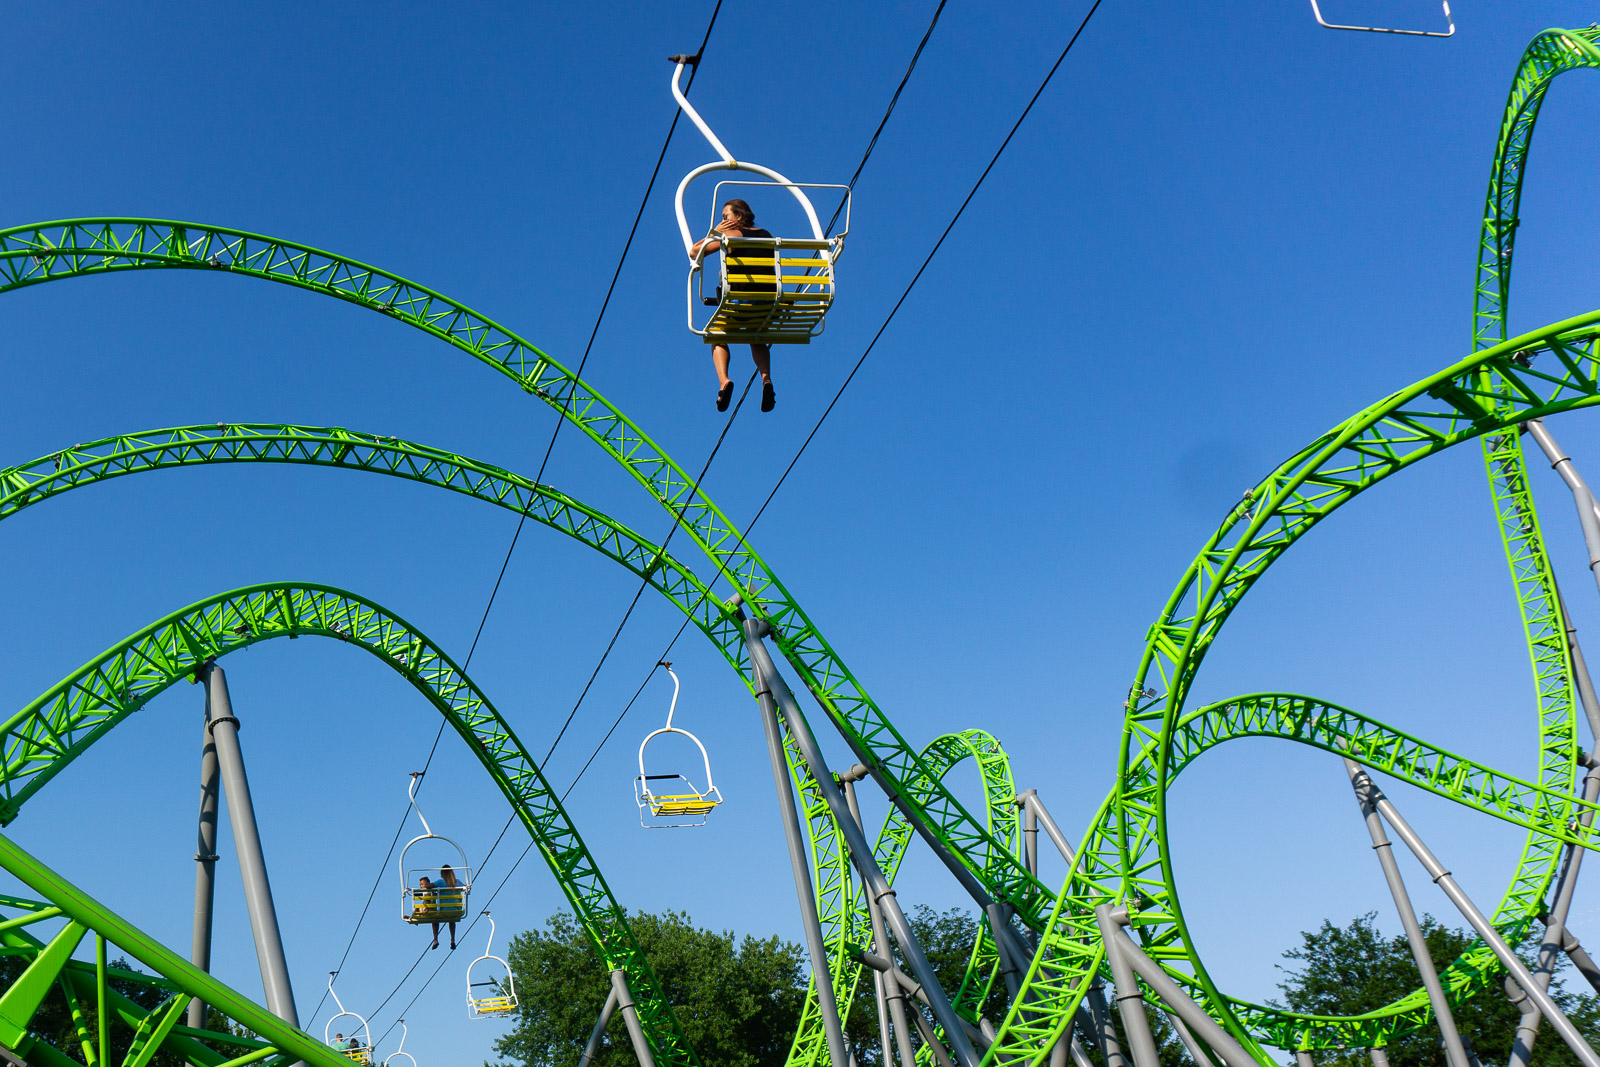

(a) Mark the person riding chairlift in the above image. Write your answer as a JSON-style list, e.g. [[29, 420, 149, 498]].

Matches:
[[690, 198, 778, 414]]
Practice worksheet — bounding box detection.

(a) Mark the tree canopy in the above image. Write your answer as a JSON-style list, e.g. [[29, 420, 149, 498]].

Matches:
[[1275, 913, 1600, 1067]]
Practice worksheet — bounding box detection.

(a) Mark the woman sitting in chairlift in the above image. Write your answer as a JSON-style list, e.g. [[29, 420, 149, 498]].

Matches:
[[690, 198, 778, 414], [433, 865, 459, 950]]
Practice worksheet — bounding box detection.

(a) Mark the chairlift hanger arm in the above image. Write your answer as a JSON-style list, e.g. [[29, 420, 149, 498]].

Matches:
[[667, 59, 828, 255], [1308, 0, 1454, 37]]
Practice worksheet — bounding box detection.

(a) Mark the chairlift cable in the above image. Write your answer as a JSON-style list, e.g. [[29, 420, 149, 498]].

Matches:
[[823, 0, 949, 236], [746, 0, 1103, 539], [551, 0, 1064, 806], [310, 3, 726, 1024], [539, 371, 757, 766]]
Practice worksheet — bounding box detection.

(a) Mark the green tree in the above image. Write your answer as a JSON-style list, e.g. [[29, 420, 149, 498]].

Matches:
[[1275, 913, 1600, 1067], [491, 910, 808, 1067]]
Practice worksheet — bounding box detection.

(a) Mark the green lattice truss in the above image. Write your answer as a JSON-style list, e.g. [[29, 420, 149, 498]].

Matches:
[[4, 26, 1600, 1067]]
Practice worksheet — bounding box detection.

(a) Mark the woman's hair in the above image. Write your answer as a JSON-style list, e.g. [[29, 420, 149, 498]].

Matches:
[[441, 865, 458, 887], [723, 198, 755, 227]]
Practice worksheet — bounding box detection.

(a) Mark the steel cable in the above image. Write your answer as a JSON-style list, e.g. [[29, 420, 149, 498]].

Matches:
[[306, 0, 726, 1029]]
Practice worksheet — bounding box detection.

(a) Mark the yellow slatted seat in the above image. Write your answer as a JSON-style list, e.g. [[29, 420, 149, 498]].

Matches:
[[701, 237, 836, 345], [470, 995, 518, 1016], [406, 887, 467, 924], [341, 1047, 372, 1065]]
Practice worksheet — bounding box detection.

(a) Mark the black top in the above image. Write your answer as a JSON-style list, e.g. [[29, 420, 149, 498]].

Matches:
[[722, 227, 776, 292]]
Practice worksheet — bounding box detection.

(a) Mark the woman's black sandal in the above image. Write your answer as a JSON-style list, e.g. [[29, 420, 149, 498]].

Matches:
[[716, 381, 734, 411], [761, 381, 776, 412]]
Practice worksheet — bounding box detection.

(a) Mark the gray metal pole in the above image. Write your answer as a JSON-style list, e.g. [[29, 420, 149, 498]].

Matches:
[[908, 1005, 957, 1067], [1558, 586, 1600, 743], [187, 682, 223, 1029], [1560, 928, 1600, 995], [1094, 906, 1161, 1067], [579, 986, 621, 1067], [1369, 1048, 1390, 1067], [1101, 908, 1258, 1067], [1509, 753, 1600, 1067], [1027, 793, 1079, 865], [1526, 419, 1600, 601], [1167, 1012, 1217, 1067], [610, 969, 658, 1067], [1295, 1051, 1314, 1067], [987, 903, 1024, 1001], [842, 772, 899, 1067], [1086, 980, 1130, 1067], [741, 615, 980, 1067], [1361, 769, 1600, 1067], [1018, 790, 1040, 876], [871, 945, 993, 1051], [1342, 758, 1470, 1067], [747, 641, 850, 1067], [203, 663, 298, 1026]]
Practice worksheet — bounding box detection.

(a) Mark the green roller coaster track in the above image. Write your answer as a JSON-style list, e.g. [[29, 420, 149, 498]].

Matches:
[[5, 22, 1600, 1067]]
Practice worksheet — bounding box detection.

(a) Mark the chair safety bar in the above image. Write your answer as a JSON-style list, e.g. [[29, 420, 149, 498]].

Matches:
[[1308, 0, 1453, 36]]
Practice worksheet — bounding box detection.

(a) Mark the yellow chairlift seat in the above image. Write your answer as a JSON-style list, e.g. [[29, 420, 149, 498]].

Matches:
[[669, 56, 850, 347], [341, 1046, 373, 1066], [407, 886, 468, 924], [699, 237, 837, 346], [634, 663, 724, 828], [467, 912, 520, 1020]]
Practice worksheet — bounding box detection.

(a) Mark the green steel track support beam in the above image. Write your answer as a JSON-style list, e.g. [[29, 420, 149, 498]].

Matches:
[[0, 219, 1044, 926], [0, 422, 859, 1067], [989, 305, 1600, 1067]]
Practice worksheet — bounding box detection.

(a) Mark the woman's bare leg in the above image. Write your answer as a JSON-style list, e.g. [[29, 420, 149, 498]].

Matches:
[[750, 344, 772, 383], [712, 344, 733, 387]]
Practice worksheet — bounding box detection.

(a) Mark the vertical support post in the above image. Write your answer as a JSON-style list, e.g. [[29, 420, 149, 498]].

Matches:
[[1295, 1052, 1314, 1067], [610, 969, 658, 1067], [747, 632, 849, 1067], [1167, 1012, 1217, 1067], [188, 683, 222, 1030], [1369, 1049, 1390, 1067], [1086, 980, 1130, 1067], [1510, 750, 1600, 1067], [1354, 763, 1600, 1067], [1559, 929, 1600, 995], [1094, 906, 1160, 1067], [95, 934, 107, 1067], [1342, 757, 1469, 1067], [1525, 419, 1600, 603], [986, 903, 1023, 1001], [202, 662, 299, 1026], [579, 986, 621, 1067], [742, 613, 980, 1067], [1100, 908, 1259, 1067], [1018, 790, 1040, 876], [842, 772, 901, 1067]]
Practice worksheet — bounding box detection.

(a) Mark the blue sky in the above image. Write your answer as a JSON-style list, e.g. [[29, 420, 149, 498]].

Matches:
[[7, 1, 1600, 1063]]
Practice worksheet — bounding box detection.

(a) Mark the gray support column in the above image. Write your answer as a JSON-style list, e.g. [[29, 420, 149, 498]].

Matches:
[[874, 953, 992, 1051], [1018, 790, 1040, 876], [1027, 793, 1079, 865], [203, 663, 298, 1027], [187, 683, 223, 1029], [1295, 1052, 1314, 1067], [842, 771, 898, 1067], [986, 903, 1023, 1001], [741, 614, 979, 1067], [908, 1006, 957, 1067], [579, 986, 621, 1067], [1094, 906, 1161, 1067], [748, 641, 849, 1067], [1526, 419, 1600, 601], [1369, 1048, 1390, 1067], [1510, 751, 1600, 1067], [1342, 758, 1469, 1067], [1357, 765, 1600, 1067], [1167, 1012, 1217, 1067], [1100, 909, 1258, 1067], [1086, 980, 1130, 1067], [1560, 929, 1600, 995], [610, 969, 658, 1067]]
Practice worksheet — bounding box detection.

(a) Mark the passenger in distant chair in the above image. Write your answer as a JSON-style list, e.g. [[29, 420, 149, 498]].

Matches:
[[691, 198, 777, 413], [432, 865, 459, 950]]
